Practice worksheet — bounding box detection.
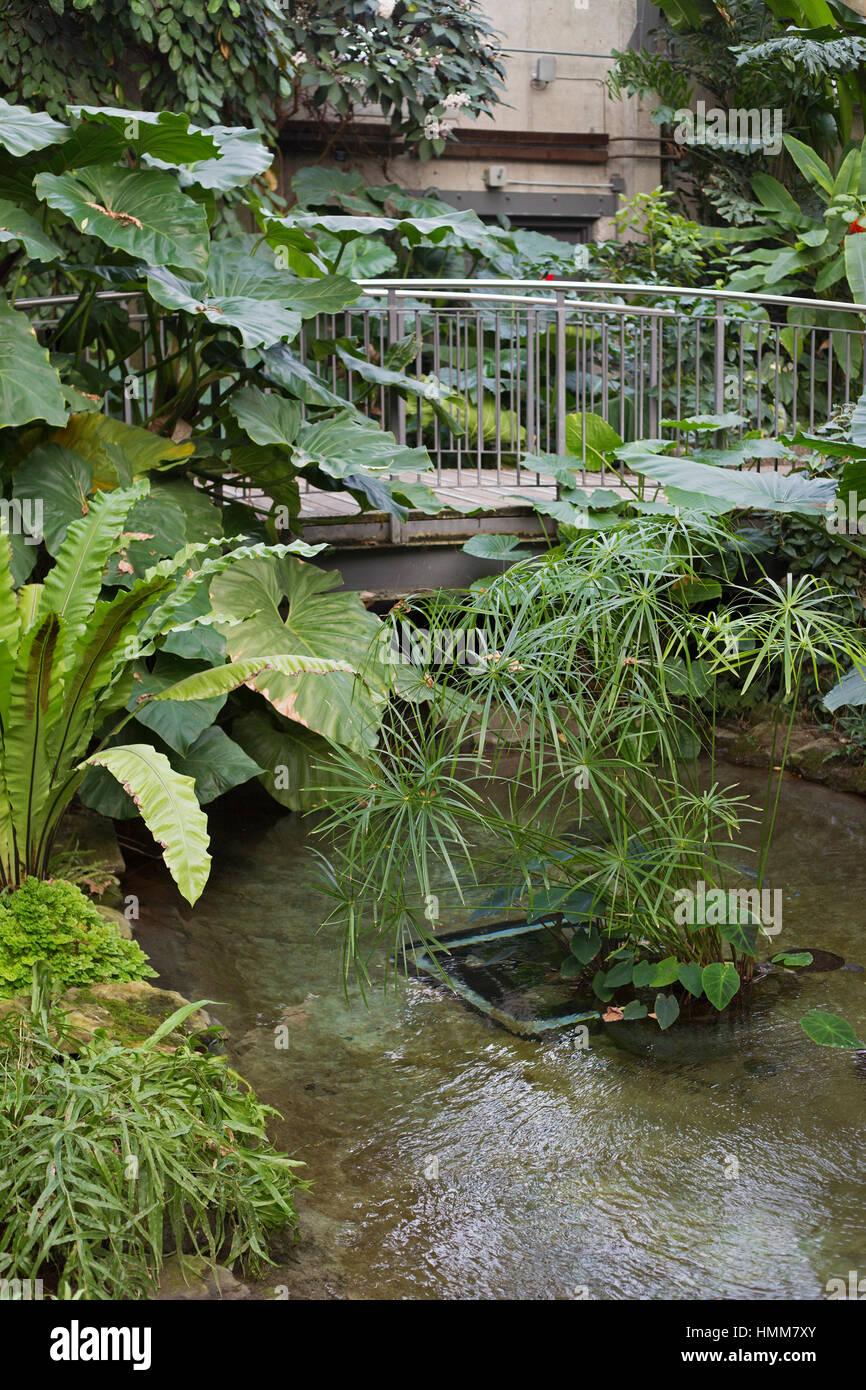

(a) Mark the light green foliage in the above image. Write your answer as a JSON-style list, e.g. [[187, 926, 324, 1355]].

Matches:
[[0, 481, 344, 901], [0, 989, 307, 1299], [0, 877, 152, 998]]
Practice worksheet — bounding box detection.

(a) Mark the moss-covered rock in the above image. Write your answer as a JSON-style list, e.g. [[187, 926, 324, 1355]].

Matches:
[[0, 980, 212, 1051]]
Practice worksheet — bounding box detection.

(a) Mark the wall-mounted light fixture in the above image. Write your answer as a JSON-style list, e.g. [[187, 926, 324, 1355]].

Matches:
[[532, 56, 557, 90]]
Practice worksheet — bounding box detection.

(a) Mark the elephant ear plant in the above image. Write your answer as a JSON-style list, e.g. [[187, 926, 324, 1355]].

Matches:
[[0, 479, 350, 903]]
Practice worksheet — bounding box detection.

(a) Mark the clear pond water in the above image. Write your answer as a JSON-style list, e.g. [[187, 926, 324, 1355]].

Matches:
[[131, 764, 866, 1300]]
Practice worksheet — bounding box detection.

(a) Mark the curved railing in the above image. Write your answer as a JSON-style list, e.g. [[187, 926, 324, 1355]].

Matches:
[[355, 280, 866, 478], [17, 280, 866, 488]]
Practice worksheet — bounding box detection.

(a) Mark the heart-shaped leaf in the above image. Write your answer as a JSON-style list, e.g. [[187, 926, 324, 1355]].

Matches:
[[652, 992, 680, 1030], [35, 166, 209, 273], [701, 961, 740, 1011], [677, 961, 704, 997], [800, 1010, 865, 1049]]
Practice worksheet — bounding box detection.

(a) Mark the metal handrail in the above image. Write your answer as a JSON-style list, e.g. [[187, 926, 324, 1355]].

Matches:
[[359, 279, 866, 317], [15, 283, 866, 498]]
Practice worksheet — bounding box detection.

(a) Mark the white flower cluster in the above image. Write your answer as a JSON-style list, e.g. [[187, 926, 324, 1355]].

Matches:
[[376, 0, 397, 17], [423, 90, 471, 138]]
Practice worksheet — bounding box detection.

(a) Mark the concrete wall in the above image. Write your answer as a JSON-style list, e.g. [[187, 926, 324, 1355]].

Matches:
[[277, 0, 662, 243]]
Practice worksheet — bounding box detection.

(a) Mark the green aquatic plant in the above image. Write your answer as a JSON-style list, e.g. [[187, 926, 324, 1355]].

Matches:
[[0, 480, 350, 903], [314, 513, 866, 1027]]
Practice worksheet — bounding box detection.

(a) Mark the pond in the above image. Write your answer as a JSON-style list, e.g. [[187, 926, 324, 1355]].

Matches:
[[130, 762, 866, 1300]]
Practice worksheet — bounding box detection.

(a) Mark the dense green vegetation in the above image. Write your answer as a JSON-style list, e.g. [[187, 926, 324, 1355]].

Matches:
[[0, 982, 306, 1299], [3, 18, 866, 1300], [0, 0, 503, 157], [0, 878, 151, 997]]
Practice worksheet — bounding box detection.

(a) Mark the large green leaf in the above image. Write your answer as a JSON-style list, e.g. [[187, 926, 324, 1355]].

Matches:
[[701, 962, 740, 1011], [144, 264, 302, 350], [34, 166, 209, 273], [845, 231, 866, 307], [53, 412, 194, 476], [293, 410, 431, 479], [0, 200, 61, 262], [653, 992, 680, 1030], [320, 235, 397, 277], [137, 540, 325, 643], [67, 107, 219, 165], [209, 246, 357, 314], [56, 574, 175, 771], [84, 743, 211, 904], [151, 478, 223, 546], [750, 172, 800, 215], [41, 481, 149, 641], [150, 651, 355, 702], [104, 494, 188, 588], [172, 725, 263, 805], [631, 454, 836, 515], [4, 612, 64, 867], [232, 710, 356, 812], [130, 653, 226, 755], [169, 125, 273, 190], [800, 1009, 865, 1049], [0, 97, 69, 156], [261, 343, 358, 410], [227, 444, 301, 518], [0, 296, 68, 429], [209, 556, 385, 752], [462, 534, 534, 562], [783, 133, 835, 196], [12, 445, 92, 554], [330, 340, 445, 401], [823, 663, 866, 711], [229, 387, 302, 447], [265, 208, 514, 257], [565, 412, 623, 470]]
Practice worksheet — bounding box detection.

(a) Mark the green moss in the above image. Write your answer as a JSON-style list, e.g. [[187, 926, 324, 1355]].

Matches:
[[0, 878, 154, 1000]]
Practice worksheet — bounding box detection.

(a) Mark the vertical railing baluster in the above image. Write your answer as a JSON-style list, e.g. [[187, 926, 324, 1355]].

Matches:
[[555, 290, 567, 459]]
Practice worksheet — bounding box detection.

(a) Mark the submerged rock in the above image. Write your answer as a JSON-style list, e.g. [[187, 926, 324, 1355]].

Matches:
[[155, 1255, 251, 1301]]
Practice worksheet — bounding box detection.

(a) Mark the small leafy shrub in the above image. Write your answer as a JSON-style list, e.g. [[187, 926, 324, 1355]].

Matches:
[[0, 996, 308, 1299], [0, 878, 153, 999]]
